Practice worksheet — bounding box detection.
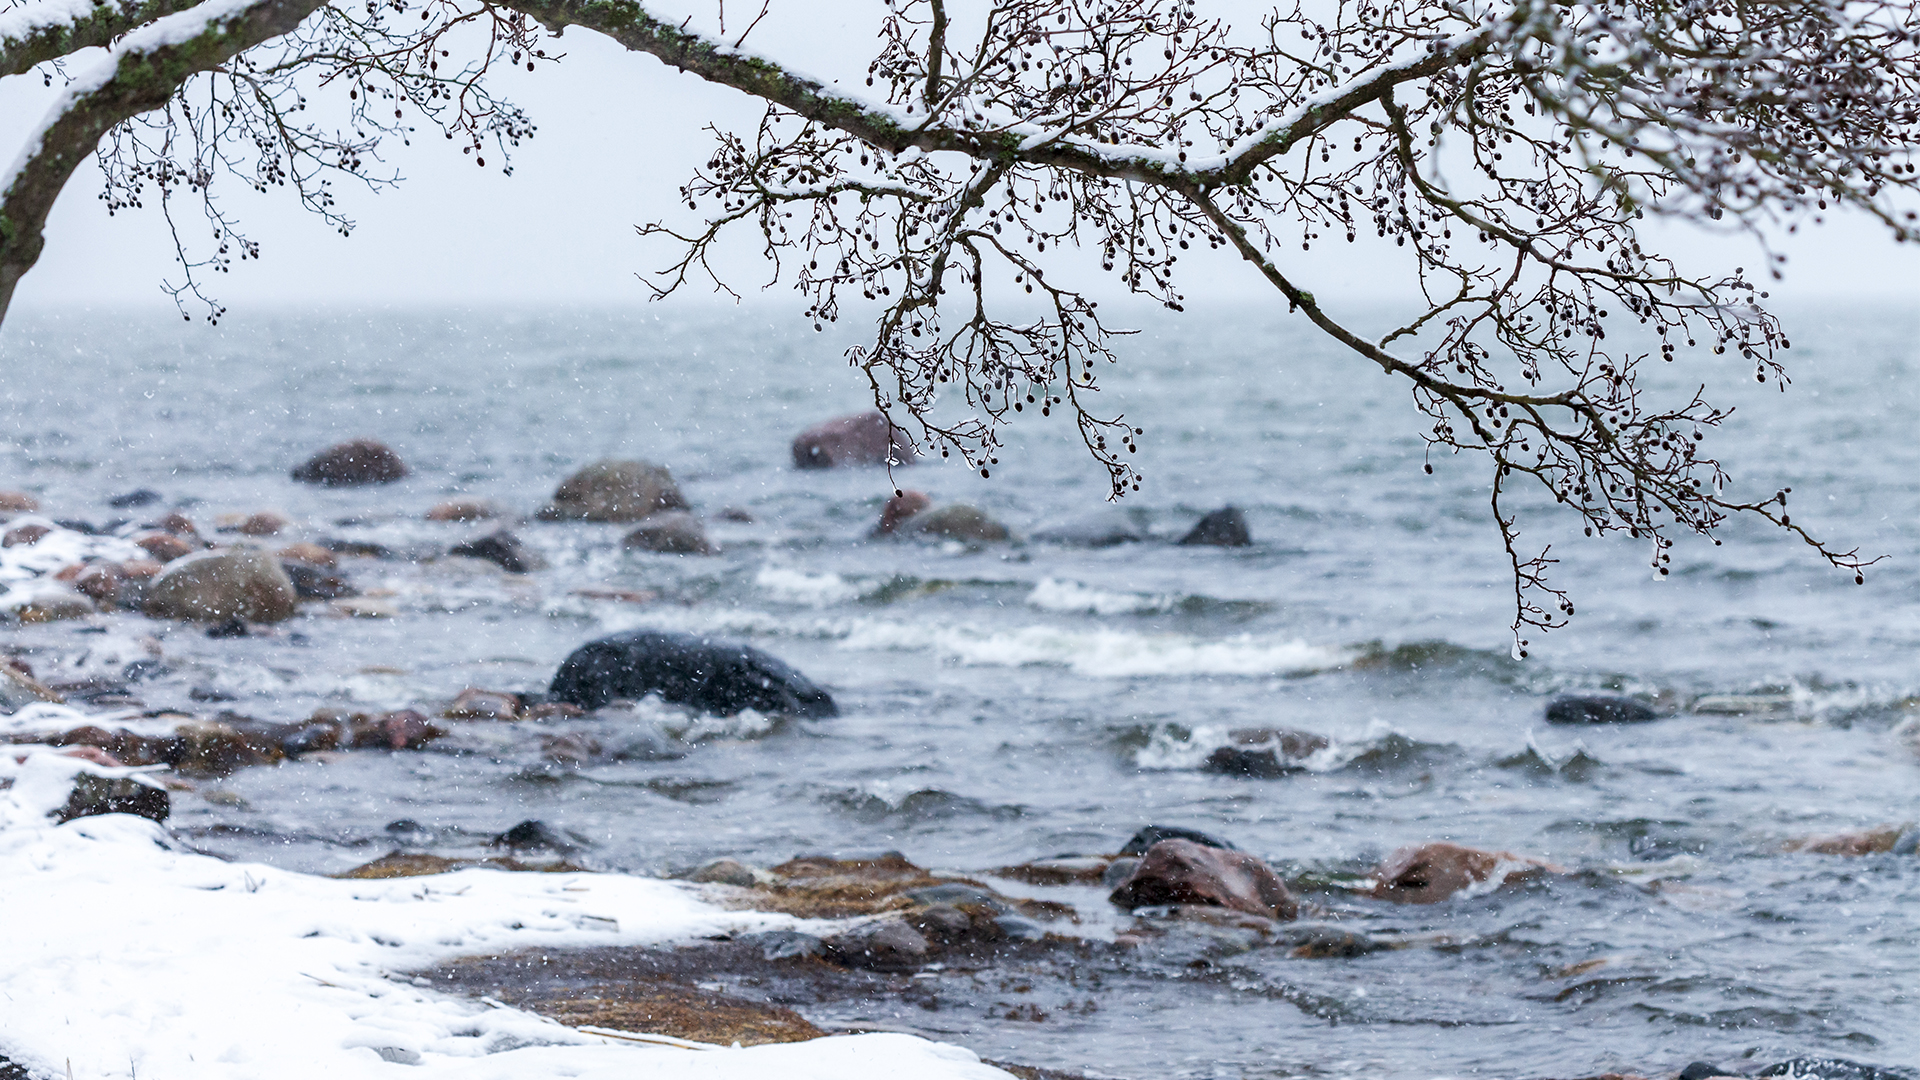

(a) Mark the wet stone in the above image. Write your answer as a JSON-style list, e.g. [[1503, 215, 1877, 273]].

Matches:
[[1545, 694, 1658, 724], [1109, 839, 1297, 921], [291, 439, 409, 486], [447, 529, 545, 573], [489, 819, 584, 854], [1177, 506, 1251, 547], [282, 562, 356, 600], [538, 460, 687, 523], [108, 489, 163, 508], [1119, 824, 1238, 856], [549, 629, 836, 718]]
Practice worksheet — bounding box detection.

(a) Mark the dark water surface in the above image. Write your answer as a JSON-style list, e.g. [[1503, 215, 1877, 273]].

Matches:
[[3, 304, 1919, 1078]]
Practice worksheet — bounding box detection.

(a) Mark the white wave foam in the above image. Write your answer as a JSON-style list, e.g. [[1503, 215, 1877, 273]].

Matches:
[[755, 566, 861, 606], [839, 619, 1354, 678], [1026, 577, 1173, 616]]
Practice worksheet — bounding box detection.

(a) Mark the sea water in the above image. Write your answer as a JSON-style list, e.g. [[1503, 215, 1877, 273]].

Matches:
[[2, 303, 1918, 1078]]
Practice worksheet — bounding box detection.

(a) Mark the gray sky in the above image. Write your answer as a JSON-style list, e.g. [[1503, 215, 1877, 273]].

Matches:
[[4, 1, 1917, 315]]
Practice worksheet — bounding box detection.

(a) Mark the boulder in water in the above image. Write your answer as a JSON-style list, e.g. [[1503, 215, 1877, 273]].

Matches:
[[142, 548, 298, 623], [1108, 839, 1297, 920], [537, 460, 687, 522], [107, 489, 162, 509], [291, 439, 409, 486], [1202, 727, 1330, 777], [1178, 506, 1251, 547], [2, 523, 50, 548], [135, 532, 197, 563], [448, 529, 546, 573], [901, 504, 1009, 543], [623, 511, 717, 555], [549, 629, 837, 717], [1368, 841, 1558, 904], [0, 491, 40, 514], [425, 499, 499, 522], [873, 490, 931, 535], [791, 410, 916, 469], [1545, 694, 1658, 724]]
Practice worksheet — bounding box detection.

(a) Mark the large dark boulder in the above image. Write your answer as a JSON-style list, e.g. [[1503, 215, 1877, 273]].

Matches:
[[56, 772, 170, 824], [549, 630, 837, 717], [449, 529, 547, 573], [1545, 694, 1658, 724], [1178, 506, 1251, 547], [291, 439, 409, 486], [792, 410, 916, 469]]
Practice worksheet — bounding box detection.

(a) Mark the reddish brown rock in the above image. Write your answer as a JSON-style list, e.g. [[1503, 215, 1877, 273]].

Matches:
[[1786, 824, 1917, 856], [155, 511, 200, 537], [874, 490, 931, 535], [523, 701, 586, 721], [291, 439, 409, 486], [136, 532, 197, 563], [537, 461, 687, 523], [792, 411, 917, 469], [1369, 842, 1558, 904], [442, 689, 521, 721], [426, 499, 500, 522], [238, 511, 289, 536], [71, 563, 130, 606], [2, 523, 51, 547], [1108, 839, 1298, 920], [59, 745, 125, 768], [349, 709, 445, 750], [277, 542, 337, 568], [120, 559, 163, 581], [0, 491, 39, 514]]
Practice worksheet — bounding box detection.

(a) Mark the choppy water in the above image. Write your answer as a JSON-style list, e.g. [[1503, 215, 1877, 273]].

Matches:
[[3, 303, 1919, 1079]]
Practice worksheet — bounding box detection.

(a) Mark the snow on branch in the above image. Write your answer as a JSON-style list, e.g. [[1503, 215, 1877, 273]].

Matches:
[[0, 0, 206, 79]]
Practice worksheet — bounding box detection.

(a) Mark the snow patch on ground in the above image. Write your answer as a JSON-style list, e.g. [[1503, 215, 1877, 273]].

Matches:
[[0, 747, 1014, 1080]]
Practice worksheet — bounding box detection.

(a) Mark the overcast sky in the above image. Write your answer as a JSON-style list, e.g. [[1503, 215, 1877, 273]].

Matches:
[[4, 0, 1917, 317]]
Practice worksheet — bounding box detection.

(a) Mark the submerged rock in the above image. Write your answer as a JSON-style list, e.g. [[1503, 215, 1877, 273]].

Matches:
[[900, 504, 1009, 543], [442, 688, 521, 721], [425, 499, 500, 522], [537, 460, 687, 523], [623, 511, 717, 555], [1368, 841, 1558, 904], [549, 630, 837, 717], [448, 529, 546, 573], [1545, 694, 1658, 724], [143, 548, 298, 623], [1786, 824, 1920, 856], [107, 489, 162, 509], [1109, 839, 1297, 921], [56, 772, 170, 824], [822, 918, 929, 970], [791, 410, 916, 469], [1201, 727, 1330, 777], [1178, 506, 1251, 547], [1032, 510, 1145, 547], [281, 561, 356, 600], [1120, 824, 1238, 856], [490, 819, 584, 854], [291, 439, 409, 486]]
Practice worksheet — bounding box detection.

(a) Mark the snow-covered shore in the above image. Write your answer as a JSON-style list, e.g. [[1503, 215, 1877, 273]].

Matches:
[[0, 749, 1012, 1080]]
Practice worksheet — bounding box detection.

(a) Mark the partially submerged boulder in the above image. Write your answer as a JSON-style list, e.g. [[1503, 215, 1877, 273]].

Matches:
[[549, 630, 836, 717], [899, 504, 1009, 543], [443, 688, 522, 721], [143, 548, 298, 623], [426, 499, 500, 522], [1178, 506, 1251, 547], [291, 439, 409, 486], [0, 491, 40, 514], [623, 511, 717, 555], [1545, 694, 1658, 724], [1786, 824, 1920, 856], [1202, 727, 1330, 777], [1108, 838, 1297, 920], [448, 529, 546, 573], [1368, 841, 1558, 904], [791, 410, 916, 469], [537, 460, 687, 522], [1119, 824, 1238, 856], [873, 490, 931, 535]]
